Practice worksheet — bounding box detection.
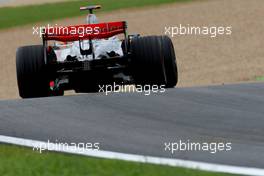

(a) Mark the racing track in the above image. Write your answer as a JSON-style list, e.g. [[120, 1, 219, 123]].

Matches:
[[0, 83, 264, 169]]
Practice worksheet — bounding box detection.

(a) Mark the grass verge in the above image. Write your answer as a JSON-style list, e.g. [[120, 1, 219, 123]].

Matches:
[[0, 144, 236, 176], [256, 76, 264, 81], [0, 0, 192, 30]]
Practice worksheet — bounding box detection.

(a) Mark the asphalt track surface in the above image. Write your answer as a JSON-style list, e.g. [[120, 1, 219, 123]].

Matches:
[[0, 83, 264, 169]]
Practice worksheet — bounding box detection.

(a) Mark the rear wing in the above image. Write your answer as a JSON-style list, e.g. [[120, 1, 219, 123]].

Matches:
[[43, 21, 127, 42]]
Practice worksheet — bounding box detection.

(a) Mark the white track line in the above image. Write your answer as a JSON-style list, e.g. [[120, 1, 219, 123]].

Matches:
[[0, 135, 263, 176]]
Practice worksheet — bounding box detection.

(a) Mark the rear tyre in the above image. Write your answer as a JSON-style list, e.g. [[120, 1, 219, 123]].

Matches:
[[161, 36, 178, 88], [130, 36, 167, 86], [16, 45, 50, 98], [130, 35, 178, 87]]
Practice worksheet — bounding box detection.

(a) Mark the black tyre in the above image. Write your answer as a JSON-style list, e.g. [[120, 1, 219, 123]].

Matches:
[[161, 36, 178, 88], [130, 35, 178, 87], [131, 36, 166, 86], [16, 45, 50, 98]]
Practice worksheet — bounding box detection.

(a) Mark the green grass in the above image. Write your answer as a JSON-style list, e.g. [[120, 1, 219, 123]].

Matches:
[[0, 0, 192, 30], [256, 76, 264, 81], [0, 144, 236, 176]]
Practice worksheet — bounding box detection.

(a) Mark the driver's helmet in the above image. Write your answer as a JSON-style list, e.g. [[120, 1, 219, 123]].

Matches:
[[87, 14, 99, 24]]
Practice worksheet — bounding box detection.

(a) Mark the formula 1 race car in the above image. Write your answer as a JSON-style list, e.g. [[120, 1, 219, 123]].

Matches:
[[16, 5, 178, 98]]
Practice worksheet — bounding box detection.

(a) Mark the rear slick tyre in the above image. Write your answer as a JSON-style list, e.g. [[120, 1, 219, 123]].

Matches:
[[161, 36, 178, 88], [16, 45, 50, 98], [130, 35, 178, 88], [131, 36, 167, 86]]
